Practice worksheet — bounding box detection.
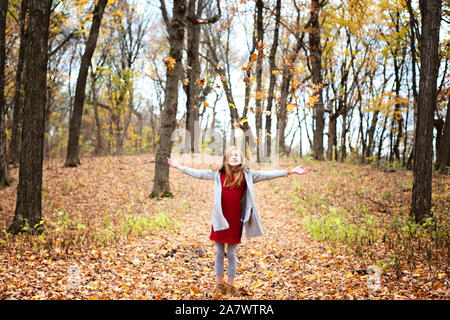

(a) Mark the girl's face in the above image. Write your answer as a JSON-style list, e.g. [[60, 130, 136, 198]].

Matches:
[[227, 149, 242, 166]]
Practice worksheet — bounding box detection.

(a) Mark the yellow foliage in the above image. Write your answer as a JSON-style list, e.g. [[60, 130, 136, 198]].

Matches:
[[287, 103, 297, 112], [255, 91, 265, 100]]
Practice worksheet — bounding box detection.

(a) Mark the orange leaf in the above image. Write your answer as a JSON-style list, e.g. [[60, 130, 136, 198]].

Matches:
[[196, 78, 206, 86], [163, 56, 176, 69]]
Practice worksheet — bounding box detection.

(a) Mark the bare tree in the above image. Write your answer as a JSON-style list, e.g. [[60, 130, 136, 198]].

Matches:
[[265, 0, 281, 158], [150, 0, 220, 198], [65, 0, 108, 167], [309, 0, 325, 160], [150, 0, 187, 198], [8, 0, 52, 234], [8, 0, 28, 166], [184, 0, 220, 153], [0, 0, 10, 188], [410, 0, 442, 223]]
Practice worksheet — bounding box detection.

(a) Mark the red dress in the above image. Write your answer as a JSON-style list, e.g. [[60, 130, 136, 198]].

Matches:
[[210, 171, 246, 244]]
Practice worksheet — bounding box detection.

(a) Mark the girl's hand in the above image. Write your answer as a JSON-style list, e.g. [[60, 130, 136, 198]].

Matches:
[[288, 165, 310, 175], [167, 157, 183, 170]]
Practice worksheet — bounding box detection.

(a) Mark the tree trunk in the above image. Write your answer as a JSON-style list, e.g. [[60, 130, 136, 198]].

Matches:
[[437, 97, 450, 172], [277, 62, 290, 155], [254, 0, 264, 162], [377, 114, 387, 161], [65, 0, 108, 167], [410, 0, 442, 224], [406, 1, 419, 171], [0, 0, 10, 188], [150, 0, 186, 199], [43, 85, 53, 159], [8, 0, 28, 166], [309, 0, 324, 161], [8, 0, 52, 234], [366, 110, 379, 159], [112, 109, 124, 155], [340, 111, 347, 162], [391, 11, 405, 163], [184, 0, 202, 154], [265, 0, 281, 159], [327, 112, 337, 161], [90, 69, 104, 156]]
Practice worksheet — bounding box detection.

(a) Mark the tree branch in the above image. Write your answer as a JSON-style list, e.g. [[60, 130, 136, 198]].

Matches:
[[49, 30, 77, 58], [186, 0, 221, 25], [159, 0, 171, 32]]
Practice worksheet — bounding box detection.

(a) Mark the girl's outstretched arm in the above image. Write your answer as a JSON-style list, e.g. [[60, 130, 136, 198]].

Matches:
[[251, 165, 310, 183], [251, 169, 289, 183], [167, 157, 215, 180]]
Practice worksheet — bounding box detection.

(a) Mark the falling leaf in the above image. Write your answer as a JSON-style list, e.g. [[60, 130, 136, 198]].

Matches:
[[184, 78, 189, 86], [256, 40, 266, 51], [203, 102, 209, 107], [163, 56, 176, 70], [241, 64, 250, 71], [196, 78, 206, 86]]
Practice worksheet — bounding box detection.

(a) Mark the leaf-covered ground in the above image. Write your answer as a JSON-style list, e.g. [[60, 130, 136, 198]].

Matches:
[[0, 154, 448, 300]]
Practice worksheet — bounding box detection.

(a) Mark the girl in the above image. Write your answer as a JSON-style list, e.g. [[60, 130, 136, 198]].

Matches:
[[167, 146, 310, 296]]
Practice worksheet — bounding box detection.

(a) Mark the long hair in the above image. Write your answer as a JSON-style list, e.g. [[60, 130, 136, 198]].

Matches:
[[219, 146, 246, 189]]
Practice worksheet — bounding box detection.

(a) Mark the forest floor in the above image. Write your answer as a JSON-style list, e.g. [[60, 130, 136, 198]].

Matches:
[[0, 154, 448, 300]]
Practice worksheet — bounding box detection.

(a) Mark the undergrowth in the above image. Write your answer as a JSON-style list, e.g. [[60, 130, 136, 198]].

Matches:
[[291, 161, 449, 278], [0, 208, 179, 257]]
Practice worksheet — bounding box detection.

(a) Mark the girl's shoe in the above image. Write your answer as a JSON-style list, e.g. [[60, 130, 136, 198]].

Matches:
[[214, 282, 226, 295], [225, 283, 238, 297]]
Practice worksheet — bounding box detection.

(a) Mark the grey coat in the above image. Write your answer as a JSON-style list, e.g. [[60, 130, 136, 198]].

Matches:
[[181, 165, 288, 238]]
